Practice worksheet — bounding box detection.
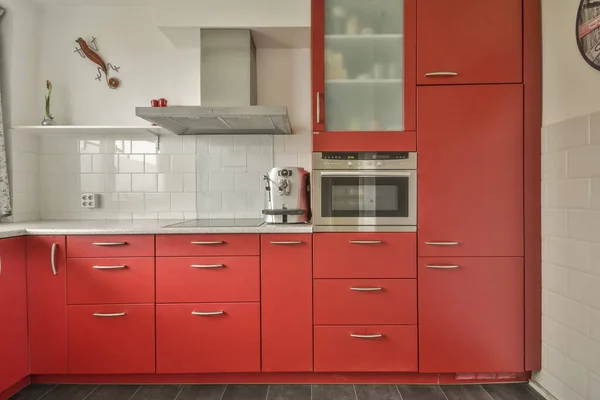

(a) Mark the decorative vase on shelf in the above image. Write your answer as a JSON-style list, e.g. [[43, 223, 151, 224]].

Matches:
[[41, 79, 57, 126]]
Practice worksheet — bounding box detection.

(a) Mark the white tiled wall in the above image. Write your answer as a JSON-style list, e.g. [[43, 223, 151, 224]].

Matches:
[[33, 132, 311, 220], [533, 112, 600, 400]]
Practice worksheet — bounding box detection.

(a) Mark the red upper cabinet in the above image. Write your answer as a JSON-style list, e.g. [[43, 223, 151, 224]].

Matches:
[[27, 236, 68, 375], [417, 0, 522, 85], [418, 258, 524, 373], [312, 0, 416, 151], [0, 237, 28, 393], [418, 85, 524, 257], [261, 235, 313, 372]]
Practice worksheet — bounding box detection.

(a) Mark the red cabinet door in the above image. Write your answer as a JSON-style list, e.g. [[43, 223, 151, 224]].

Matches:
[[261, 235, 313, 372], [0, 237, 28, 393], [156, 303, 260, 373], [417, 0, 522, 85], [27, 236, 68, 374], [418, 258, 524, 373], [313, 279, 417, 325], [67, 257, 155, 304], [418, 85, 524, 257], [68, 304, 155, 374], [314, 325, 418, 372], [156, 234, 260, 257], [311, 0, 417, 151], [66, 235, 155, 258]]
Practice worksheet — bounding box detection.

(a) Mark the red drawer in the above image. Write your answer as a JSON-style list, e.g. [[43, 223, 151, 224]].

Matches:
[[67, 258, 154, 305], [156, 257, 259, 303], [314, 279, 417, 325], [314, 233, 416, 278], [314, 325, 418, 372], [156, 303, 260, 373], [67, 235, 154, 258], [67, 304, 155, 374], [156, 235, 259, 257]]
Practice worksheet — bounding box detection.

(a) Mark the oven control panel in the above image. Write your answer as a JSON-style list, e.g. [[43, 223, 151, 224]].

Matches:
[[313, 152, 417, 170]]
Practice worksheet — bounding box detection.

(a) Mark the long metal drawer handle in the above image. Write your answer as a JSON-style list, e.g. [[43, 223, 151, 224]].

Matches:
[[316, 91, 322, 124], [93, 265, 127, 270], [350, 240, 383, 244], [92, 242, 128, 246], [191, 241, 225, 245], [425, 241, 459, 246], [425, 72, 458, 77], [192, 311, 225, 316], [350, 287, 383, 291], [51, 243, 58, 276], [191, 264, 225, 269], [351, 333, 383, 339], [426, 265, 459, 269], [270, 241, 304, 245], [93, 312, 126, 317]]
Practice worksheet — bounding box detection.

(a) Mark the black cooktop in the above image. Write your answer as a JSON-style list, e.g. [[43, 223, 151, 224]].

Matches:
[[163, 219, 265, 228]]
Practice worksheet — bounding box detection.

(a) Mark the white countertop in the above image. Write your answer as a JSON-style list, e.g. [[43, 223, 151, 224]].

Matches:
[[0, 220, 313, 239]]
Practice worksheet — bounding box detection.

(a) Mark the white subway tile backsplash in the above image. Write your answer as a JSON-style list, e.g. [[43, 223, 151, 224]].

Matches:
[[542, 151, 567, 180], [131, 212, 159, 220], [197, 192, 222, 212], [158, 211, 184, 220], [247, 192, 265, 210], [184, 173, 196, 192], [547, 179, 591, 209], [542, 209, 567, 237], [80, 154, 92, 173], [145, 193, 171, 212], [118, 193, 145, 212], [590, 110, 600, 145], [40, 135, 79, 154], [568, 145, 600, 178], [131, 140, 157, 154], [568, 271, 600, 310], [222, 191, 247, 212], [158, 173, 184, 192], [209, 173, 235, 192], [568, 210, 600, 243], [546, 346, 588, 398], [542, 262, 570, 296], [590, 373, 600, 400], [118, 155, 144, 173], [196, 136, 209, 155], [235, 173, 260, 192], [234, 135, 260, 154], [222, 153, 246, 168], [547, 114, 589, 151], [112, 174, 132, 192], [79, 138, 105, 154], [81, 174, 107, 192], [297, 154, 312, 171], [547, 292, 591, 335], [274, 153, 299, 167], [567, 329, 600, 377], [132, 174, 158, 192], [285, 134, 311, 154], [209, 136, 234, 154], [197, 173, 209, 192], [171, 193, 196, 212], [591, 309, 600, 344], [247, 153, 273, 172], [533, 370, 565, 400], [197, 154, 223, 173], [183, 136, 197, 154], [159, 136, 183, 154], [171, 154, 196, 173], [542, 315, 570, 354], [544, 237, 590, 271], [92, 154, 116, 173], [144, 154, 171, 173]]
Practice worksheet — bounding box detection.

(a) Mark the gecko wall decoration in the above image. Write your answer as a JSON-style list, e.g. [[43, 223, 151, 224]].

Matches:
[[74, 37, 121, 89]]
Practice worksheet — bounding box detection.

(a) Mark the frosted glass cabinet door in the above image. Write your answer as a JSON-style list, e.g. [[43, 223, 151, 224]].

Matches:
[[323, 0, 404, 132]]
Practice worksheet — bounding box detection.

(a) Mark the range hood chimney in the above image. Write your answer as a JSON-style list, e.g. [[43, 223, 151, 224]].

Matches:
[[136, 29, 292, 135]]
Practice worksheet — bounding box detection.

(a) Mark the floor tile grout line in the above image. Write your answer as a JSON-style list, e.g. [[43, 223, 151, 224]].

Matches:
[[352, 384, 359, 400], [438, 385, 450, 400], [173, 385, 185, 400], [126, 385, 142, 400], [36, 384, 58, 400], [81, 385, 100, 400], [264, 384, 270, 400], [310, 384, 313, 400], [394, 385, 404, 400], [479, 384, 495, 400], [219, 384, 228, 400]]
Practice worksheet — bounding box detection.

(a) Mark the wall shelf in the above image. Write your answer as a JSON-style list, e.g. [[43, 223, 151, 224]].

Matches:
[[11, 126, 167, 136]]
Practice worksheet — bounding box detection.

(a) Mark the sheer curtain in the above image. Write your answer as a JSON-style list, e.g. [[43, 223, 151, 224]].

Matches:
[[0, 7, 12, 216]]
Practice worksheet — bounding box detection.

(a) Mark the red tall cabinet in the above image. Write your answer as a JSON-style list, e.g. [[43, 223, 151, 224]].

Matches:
[[311, 0, 416, 151]]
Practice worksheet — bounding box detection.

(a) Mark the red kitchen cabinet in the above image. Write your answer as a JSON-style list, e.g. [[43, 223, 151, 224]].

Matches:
[[68, 304, 155, 374], [418, 85, 524, 257], [27, 236, 68, 374], [418, 258, 524, 373], [417, 0, 522, 85], [156, 303, 261, 373], [311, 0, 417, 151], [67, 235, 155, 258], [261, 235, 313, 372], [0, 237, 28, 393]]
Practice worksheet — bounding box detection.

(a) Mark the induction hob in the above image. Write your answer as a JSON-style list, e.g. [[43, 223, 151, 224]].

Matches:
[[163, 219, 265, 228]]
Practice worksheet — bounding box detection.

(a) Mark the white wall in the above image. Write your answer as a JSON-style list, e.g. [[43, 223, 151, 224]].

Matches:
[[542, 0, 600, 125]]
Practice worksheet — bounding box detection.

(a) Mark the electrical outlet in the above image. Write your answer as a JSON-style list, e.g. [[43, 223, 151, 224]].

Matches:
[[81, 193, 100, 209]]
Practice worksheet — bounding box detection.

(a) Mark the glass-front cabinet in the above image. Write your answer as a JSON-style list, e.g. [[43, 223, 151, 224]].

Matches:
[[312, 0, 416, 151]]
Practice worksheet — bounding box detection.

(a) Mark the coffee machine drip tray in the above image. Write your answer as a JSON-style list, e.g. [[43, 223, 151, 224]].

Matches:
[[262, 209, 306, 216], [163, 219, 264, 228]]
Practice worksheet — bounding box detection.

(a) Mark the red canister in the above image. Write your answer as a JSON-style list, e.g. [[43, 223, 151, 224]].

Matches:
[[151, 99, 159, 107], [158, 98, 168, 107]]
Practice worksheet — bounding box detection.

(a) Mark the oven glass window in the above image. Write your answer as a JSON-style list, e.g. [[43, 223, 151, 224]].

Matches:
[[321, 176, 409, 217]]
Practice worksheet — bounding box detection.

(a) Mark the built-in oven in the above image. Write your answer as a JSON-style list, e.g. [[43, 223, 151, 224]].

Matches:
[[313, 152, 417, 232]]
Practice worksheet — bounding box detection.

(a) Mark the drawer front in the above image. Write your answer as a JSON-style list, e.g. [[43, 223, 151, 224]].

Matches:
[[156, 303, 260, 373], [67, 235, 155, 258], [314, 279, 417, 325], [314, 325, 418, 372], [314, 233, 416, 278], [156, 257, 260, 303], [67, 258, 155, 305], [156, 235, 259, 257], [67, 304, 155, 374]]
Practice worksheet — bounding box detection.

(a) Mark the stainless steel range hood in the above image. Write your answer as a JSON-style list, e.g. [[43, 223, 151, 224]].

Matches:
[[136, 30, 292, 135]]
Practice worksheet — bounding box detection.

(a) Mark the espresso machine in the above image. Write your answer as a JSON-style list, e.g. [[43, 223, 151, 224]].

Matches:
[[262, 167, 311, 224]]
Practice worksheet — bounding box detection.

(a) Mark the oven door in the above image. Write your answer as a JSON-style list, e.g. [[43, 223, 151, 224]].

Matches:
[[313, 170, 417, 226]]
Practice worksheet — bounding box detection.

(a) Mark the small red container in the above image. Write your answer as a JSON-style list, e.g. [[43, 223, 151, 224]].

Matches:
[[151, 99, 159, 107], [159, 98, 168, 107]]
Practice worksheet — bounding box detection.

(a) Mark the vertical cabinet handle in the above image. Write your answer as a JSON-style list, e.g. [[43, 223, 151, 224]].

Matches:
[[51, 243, 58, 276], [350, 333, 383, 339], [316, 91, 322, 124]]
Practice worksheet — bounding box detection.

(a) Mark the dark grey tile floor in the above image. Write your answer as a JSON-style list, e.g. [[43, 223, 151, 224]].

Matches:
[[10, 383, 545, 400]]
